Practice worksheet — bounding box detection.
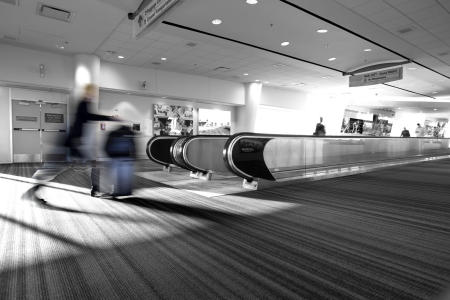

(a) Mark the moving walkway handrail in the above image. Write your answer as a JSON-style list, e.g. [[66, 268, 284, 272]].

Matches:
[[146, 135, 179, 167], [223, 132, 450, 182], [170, 136, 194, 171]]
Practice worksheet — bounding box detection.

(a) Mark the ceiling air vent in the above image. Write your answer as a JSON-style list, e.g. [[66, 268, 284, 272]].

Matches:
[[37, 3, 72, 23], [397, 27, 413, 34], [0, 0, 17, 5], [213, 66, 231, 72]]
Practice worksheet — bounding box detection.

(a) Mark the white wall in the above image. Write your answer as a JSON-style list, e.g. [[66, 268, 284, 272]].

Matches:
[[0, 87, 12, 163], [0, 43, 245, 107], [11, 88, 68, 103], [100, 62, 245, 105], [0, 44, 74, 89], [260, 86, 308, 110], [255, 86, 346, 135], [391, 111, 426, 137]]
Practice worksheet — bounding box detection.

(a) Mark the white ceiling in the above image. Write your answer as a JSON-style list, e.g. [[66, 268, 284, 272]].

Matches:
[[0, 0, 449, 112]]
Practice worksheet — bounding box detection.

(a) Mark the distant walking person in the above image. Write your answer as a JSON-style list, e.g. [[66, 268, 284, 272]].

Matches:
[[313, 117, 326, 136], [401, 127, 410, 137], [415, 123, 425, 137]]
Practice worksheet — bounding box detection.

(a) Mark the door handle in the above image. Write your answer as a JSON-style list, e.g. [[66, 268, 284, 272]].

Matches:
[[41, 129, 66, 132], [13, 128, 40, 131]]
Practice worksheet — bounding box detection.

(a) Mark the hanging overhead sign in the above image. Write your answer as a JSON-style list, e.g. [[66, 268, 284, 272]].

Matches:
[[133, 0, 180, 39], [349, 67, 403, 87]]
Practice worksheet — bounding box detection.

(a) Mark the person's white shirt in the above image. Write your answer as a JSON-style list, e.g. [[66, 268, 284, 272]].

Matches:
[[415, 126, 425, 137]]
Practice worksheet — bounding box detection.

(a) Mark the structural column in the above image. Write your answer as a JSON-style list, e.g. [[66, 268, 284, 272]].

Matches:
[[73, 54, 100, 108], [232, 82, 262, 134], [72, 54, 101, 157]]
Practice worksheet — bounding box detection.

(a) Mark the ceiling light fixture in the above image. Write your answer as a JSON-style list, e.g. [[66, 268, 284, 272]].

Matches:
[[56, 45, 65, 49], [246, 0, 258, 4], [321, 76, 329, 79], [363, 48, 372, 52], [243, 73, 249, 76], [328, 57, 336, 61], [118, 55, 125, 59], [255, 79, 261, 82], [433, 108, 438, 111], [161, 57, 167, 61], [317, 29, 328, 33], [432, 91, 438, 94], [212, 19, 222, 25], [281, 41, 290, 46]]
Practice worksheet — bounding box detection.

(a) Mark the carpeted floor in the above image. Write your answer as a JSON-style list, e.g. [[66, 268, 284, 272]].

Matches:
[[0, 159, 449, 299]]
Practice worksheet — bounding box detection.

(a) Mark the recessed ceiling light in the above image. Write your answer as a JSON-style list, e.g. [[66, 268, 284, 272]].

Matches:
[[432, 91, 438, 94], [328, 57, 336, 61], [433, 108, 438, 111], [161, 57, 167, 61], [212, 19, 222, 25], [408, 67, 417, 70], [363, 48, 372, 52], [281, 41, 290, 46], [118, 55, 125, 59], [397, 107, 401, 110], [321, 76, 329, 79], [316, 29, 328, 33], [162, 96, 167, 99], [255, 79, 261, 82], [243, 73, 249, 76], [246, 0, 258, 4], [56, 45, 65, 49]]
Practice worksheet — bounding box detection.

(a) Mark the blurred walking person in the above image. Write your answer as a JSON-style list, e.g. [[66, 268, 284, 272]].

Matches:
[[25, 83, 117, 203]]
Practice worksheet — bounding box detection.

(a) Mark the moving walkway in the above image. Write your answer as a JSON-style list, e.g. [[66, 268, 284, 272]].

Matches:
[[147, 133, 450, 189]]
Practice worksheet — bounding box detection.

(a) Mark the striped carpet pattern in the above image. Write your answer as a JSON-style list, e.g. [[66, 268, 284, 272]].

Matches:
[[0, 159, 450, 299]]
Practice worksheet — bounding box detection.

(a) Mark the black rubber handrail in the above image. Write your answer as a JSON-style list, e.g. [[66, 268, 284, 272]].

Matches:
[[169, 136, 195, 171], [146, 136, 179, 167]]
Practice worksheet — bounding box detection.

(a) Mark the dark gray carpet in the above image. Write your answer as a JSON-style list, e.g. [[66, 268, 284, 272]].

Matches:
[[0, 159, 449, 299]]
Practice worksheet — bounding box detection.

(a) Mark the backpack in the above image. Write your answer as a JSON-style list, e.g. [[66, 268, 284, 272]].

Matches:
[[104, 126, 136, 158]]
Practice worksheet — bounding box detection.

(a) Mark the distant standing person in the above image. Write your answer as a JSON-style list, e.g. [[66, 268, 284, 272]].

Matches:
[[415, 123, 425, 137], [313, 117, 326, 136], [401, 127, 410, 137]]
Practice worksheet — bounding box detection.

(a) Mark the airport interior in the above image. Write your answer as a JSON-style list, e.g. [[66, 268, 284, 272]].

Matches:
[[1, 0, 450, 299]]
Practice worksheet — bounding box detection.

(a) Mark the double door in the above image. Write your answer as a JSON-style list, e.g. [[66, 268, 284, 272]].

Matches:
[[12, 100, 67, 162]]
